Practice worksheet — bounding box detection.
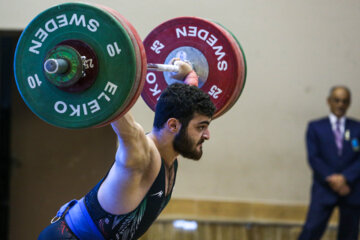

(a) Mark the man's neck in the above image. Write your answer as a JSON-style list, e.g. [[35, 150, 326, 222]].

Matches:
[[148, 130, 178, 168]]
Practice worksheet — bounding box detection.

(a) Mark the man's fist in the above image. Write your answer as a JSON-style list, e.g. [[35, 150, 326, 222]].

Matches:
[[170, 58, 193, 80]]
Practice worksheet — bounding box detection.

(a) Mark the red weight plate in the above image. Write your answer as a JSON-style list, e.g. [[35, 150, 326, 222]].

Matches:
[[142, 17, 246, 118], [94, 5, 147, 127], [208, 24, 245, 118], [211, 21, 247, 117]]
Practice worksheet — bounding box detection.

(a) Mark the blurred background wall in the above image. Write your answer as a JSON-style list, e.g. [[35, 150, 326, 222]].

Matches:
[[1, 0, 360, 239]]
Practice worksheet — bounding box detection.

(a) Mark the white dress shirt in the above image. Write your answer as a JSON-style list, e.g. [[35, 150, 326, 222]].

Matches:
[[329, 113, 346, 136]]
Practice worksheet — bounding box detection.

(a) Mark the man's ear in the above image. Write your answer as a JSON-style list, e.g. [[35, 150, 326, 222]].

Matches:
[[166, 118, 181, 133]]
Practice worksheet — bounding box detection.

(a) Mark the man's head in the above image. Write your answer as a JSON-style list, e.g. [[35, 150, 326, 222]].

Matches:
[[327, 86, 351, 118], [153, 83, 216, 159]]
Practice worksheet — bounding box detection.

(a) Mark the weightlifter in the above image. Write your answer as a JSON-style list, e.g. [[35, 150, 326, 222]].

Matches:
[[38, 61, 216, 240]]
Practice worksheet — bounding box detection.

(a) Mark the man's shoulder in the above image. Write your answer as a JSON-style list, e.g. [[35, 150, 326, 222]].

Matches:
[[308, 117, 329, 126], [146, 134, 164, 167], [346, 117, 360, 127]]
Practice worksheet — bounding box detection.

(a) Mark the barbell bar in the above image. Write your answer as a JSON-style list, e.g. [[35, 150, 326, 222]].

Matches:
[[13, 2, 247, 129], [44, 58, 187, 76]]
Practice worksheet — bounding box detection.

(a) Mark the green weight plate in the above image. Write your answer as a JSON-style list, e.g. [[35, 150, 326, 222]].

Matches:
[[14, 2, 137, 129], [93, 5, 147, 127]]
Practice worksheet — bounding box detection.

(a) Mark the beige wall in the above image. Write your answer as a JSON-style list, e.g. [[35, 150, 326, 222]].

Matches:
[[4, 0, 360, 238]]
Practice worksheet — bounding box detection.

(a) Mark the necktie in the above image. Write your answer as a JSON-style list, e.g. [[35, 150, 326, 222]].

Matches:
[[334, 120, 343, 155]]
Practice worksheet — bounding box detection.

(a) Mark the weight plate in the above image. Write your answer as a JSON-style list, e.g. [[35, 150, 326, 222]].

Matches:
[[14, 2, 137, 128], [211, 21, 247, 117], [142, 17, 246, 118], [110, 12, 147, 121], [94, 5, 147, 127]]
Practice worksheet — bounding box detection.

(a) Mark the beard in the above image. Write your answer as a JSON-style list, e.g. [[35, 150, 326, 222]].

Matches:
[[173, 127, 204, 160]]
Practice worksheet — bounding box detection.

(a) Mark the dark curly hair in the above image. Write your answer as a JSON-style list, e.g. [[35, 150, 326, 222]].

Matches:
[[153, 83, 216, 130]]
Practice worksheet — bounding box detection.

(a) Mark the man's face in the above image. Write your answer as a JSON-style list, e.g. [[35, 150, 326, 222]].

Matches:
[[327, 87, 351, 118], [173, 113, 211, 160]]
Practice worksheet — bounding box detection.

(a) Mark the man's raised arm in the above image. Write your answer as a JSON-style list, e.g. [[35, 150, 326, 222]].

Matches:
[[110, 112, 151, 171]]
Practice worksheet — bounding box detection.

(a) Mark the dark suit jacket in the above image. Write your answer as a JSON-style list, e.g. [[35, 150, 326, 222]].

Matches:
[[307, 117, 360, 205]]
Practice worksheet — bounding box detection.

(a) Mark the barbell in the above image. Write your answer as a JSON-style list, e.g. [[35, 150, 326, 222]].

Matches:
[[14, 2, 247, 129]]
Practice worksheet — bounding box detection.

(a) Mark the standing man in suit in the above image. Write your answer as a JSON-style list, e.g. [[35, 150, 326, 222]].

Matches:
[[299, 86, 360, 240]]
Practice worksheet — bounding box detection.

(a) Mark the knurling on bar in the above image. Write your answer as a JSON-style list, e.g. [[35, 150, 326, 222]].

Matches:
[[44, 60, 182, 75], [147, 63, 180, 73]]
